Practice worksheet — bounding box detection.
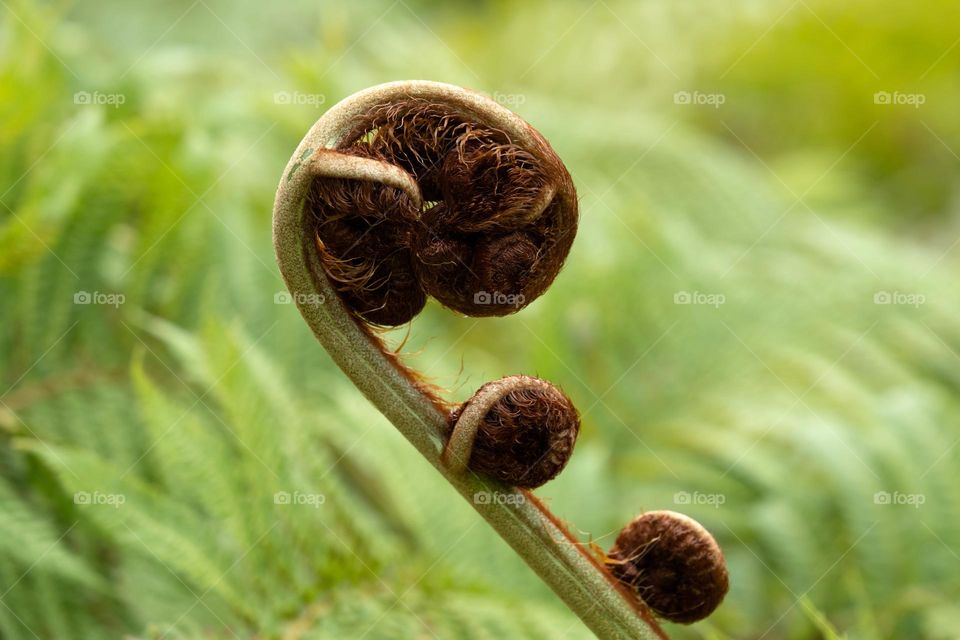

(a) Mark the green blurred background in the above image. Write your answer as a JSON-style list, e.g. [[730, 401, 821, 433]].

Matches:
[[2, 1, 960, 638]]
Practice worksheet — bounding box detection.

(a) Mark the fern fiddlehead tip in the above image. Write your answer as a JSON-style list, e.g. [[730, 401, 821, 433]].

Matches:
[[608, 510, 729, 624], [305, 94, 577, 327], [443, 375, 580, 489]]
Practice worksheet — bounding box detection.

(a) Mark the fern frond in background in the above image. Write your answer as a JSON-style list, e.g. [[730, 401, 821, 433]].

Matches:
[[2, 0, 960, 638]]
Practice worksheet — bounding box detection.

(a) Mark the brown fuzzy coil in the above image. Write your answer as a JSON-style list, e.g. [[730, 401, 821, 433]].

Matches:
[[305, 97, 577, 326], [608, 511, 729, 624], [447, 376, 580, 489]]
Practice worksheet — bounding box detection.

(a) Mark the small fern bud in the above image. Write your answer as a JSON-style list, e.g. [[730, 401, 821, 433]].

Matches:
[[607, 510, 729, 624], [443, 375, 580, 489]]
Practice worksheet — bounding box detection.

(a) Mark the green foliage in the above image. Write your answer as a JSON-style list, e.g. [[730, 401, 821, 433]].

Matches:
[[2, 1, 959, 638]]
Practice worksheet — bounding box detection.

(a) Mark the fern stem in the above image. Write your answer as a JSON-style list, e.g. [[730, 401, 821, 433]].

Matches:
[[273, 80, 666, 640]]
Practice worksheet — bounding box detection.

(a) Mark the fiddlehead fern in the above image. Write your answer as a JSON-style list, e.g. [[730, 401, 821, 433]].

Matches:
[[607, 511, 729, 624], [303, 93, 577, 326], [274, 80, 726, 639], [443, 375, 579, 489]]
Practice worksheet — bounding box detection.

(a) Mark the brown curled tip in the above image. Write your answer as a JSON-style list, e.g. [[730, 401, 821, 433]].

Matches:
[[447, 375, 579, 489], [306, 92, 578, 327], [607, 510, 729, 624]]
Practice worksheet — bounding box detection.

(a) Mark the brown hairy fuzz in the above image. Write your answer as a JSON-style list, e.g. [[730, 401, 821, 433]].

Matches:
[[306, 97, 578, 326], [608, 511, 729, 624], [447, 375, 580, 488]]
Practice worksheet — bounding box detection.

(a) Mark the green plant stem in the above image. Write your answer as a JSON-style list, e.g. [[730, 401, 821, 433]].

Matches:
[[273, 80, 666, 640]]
